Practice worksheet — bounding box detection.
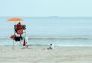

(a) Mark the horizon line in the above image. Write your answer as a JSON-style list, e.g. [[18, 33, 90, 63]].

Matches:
[[0, 16, 92, 18]]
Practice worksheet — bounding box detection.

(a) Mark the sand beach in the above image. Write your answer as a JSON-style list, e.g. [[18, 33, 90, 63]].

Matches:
[[0, 46, 92, 63]]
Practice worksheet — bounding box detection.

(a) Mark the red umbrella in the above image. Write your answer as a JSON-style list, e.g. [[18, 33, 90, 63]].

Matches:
[[8, 17, 23, 22]]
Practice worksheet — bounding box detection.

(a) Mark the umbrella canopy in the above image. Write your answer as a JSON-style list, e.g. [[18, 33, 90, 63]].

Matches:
[[8, 17, 23, 22]]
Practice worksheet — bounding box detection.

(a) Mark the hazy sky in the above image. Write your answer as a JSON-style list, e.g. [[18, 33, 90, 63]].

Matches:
[[0, 0, 92, 17]]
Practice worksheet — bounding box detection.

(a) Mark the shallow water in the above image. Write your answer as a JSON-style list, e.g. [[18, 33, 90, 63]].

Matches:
[[0, 39, 92, 46]]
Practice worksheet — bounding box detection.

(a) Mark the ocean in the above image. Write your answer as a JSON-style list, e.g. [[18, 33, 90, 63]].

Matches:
[[0, 17, 92, 46]]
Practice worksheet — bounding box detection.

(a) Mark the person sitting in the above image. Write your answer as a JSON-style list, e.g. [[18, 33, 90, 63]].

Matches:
[[14, 22, 26, 35], [10, 22, 27, 48]]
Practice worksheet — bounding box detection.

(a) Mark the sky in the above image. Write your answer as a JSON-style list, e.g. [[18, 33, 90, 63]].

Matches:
[[0, 0, 92, 17]]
